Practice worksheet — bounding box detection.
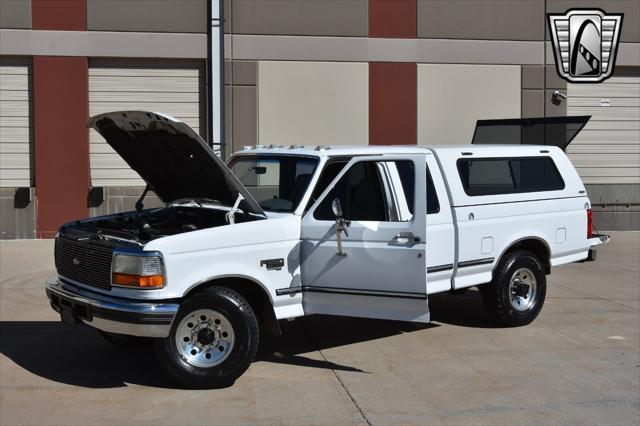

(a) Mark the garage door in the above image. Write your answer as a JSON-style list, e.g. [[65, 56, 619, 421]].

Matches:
[[567, 76, 640, 184], [89, 60, 205, 186], [0, 61, 32, 187]]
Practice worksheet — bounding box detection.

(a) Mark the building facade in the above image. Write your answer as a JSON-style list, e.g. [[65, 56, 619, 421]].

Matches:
[[0, 0, 638, 239]]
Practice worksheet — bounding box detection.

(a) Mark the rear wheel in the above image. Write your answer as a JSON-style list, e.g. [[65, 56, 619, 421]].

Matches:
[[156, 286, 259, 388], [482, 250, 546, 327]]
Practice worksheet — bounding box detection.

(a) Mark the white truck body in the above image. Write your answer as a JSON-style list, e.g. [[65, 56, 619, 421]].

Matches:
[[45, 111, 608, 386]]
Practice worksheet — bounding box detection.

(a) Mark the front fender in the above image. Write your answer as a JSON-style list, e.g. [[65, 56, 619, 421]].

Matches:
[[142, 215, 304, 318]]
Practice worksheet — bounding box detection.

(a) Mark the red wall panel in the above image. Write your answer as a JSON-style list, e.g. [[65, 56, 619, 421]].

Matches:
[[369, 0, 416, 38], [33, 57, 90, 238], [32, 0, 86, 31], [369, 0, 417, 145], [369, 62, 417, 145]]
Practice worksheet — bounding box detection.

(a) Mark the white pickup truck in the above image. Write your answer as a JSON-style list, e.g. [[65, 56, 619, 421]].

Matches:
[[46, 111, 609, 387]]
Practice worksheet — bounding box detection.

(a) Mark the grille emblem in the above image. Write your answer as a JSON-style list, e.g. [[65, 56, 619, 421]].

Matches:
[[72, 258, 80, 265], [548, 9, 623, 83]]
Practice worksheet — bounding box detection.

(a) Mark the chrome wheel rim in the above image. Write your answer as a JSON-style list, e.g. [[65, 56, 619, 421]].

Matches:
[[175, 309, 235, 368], [508, 268, 537, 312]]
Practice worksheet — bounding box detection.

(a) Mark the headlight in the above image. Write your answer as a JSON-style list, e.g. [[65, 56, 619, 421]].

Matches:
[[112, 253, 165, 289]]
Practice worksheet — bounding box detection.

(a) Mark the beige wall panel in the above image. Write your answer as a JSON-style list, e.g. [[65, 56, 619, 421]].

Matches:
[[257, 61, 368, 147], [89, 64, 204, 187], [417, 64, 521, 146], [0, 63, 31, 187]]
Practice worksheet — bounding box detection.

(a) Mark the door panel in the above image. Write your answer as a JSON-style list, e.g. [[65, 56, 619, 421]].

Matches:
[[300, 155, 429, 322]]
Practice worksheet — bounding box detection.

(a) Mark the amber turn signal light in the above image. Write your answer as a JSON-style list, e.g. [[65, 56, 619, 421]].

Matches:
[[112, 273, 165, 288]]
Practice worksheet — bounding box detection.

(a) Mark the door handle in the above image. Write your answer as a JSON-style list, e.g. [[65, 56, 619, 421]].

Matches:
[[393, 232, 421, 243]]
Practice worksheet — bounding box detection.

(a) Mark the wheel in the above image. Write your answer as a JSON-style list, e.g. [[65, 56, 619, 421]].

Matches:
[[156, 286, 259, 388], [482, 250, 546, 327]]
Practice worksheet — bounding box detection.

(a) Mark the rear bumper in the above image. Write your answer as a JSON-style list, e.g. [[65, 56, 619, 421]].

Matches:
[[585, 234, 610, 262], [45, 276, 178, 338], [589, 233, 610, 247]]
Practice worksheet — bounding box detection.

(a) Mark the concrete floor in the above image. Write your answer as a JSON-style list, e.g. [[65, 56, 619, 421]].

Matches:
[[0, 232, 638, 425]]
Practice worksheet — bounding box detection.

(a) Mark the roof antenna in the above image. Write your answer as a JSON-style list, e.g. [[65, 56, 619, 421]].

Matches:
[[135, 184, 151, 212]]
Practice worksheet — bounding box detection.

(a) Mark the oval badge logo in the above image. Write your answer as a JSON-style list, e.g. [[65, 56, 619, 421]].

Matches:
[[72, 258, 80, 266]]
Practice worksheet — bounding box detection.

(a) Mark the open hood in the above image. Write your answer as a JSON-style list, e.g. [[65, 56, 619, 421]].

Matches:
[[471, 116, 591, 150], [88, 111, 265, 217]]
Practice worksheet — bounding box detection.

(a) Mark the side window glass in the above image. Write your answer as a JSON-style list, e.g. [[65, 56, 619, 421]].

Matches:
[[396, 161, 415, 217], [426, 167, 440, 214], [457, 157, 565, 196], [306, 161, 348, 212], [313, 160, 414, 222], [458, 159, 515, 196]]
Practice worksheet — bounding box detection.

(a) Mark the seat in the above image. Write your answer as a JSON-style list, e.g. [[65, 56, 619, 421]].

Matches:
[[349, 176, 386, 221], [291, 173, 313, 208]]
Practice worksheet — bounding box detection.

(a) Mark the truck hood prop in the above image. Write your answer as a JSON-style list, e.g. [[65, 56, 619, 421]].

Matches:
[[88, 111, 265, 218]]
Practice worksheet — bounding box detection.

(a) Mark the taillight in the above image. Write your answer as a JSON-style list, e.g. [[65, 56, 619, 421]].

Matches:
[[587, 209, 593, 238]]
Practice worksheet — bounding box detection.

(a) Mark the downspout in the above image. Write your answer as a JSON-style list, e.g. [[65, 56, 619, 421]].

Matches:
[[207, 0, 226, 159]]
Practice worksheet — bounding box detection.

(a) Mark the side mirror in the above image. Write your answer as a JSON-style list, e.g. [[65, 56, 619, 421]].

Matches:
[[331, 198, 343, 218], [331, 198, 349, 256]]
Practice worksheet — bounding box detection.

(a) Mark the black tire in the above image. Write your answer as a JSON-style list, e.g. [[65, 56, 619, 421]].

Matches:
[[155, 286, 259, 388], [482, 250, 546, 327]]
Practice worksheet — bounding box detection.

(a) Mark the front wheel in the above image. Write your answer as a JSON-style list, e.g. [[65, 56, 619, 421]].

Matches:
[[482, 250, 547, 327], [156, 286, 259, 388]]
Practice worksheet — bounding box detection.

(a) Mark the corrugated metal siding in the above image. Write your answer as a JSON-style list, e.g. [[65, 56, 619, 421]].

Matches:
[[567, 76, 640, 184], [0, 63, 32, 187], [89, 62, 204, 186]]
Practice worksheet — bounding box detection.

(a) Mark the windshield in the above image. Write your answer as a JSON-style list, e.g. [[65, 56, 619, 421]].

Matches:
[[228, 155, 319, 212]]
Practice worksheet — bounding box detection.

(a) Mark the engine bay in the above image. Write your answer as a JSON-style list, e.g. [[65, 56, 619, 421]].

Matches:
[[61, 206, 253, 244]]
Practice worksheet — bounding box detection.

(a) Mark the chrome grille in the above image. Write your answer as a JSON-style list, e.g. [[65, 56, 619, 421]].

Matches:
[[55, 237, 113, 290]]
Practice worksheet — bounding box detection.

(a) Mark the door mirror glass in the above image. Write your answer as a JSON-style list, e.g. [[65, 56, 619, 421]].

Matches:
[[331, 198, 343, 218]]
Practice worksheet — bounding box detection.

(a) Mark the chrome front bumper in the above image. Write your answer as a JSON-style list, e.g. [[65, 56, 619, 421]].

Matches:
[[45, 276, 179, 338]]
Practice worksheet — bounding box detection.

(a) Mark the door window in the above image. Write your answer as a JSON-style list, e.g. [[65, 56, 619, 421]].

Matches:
[[426, 167, 440, 214], [313, 160, 414, 222], [305, 160, 349, 212]]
